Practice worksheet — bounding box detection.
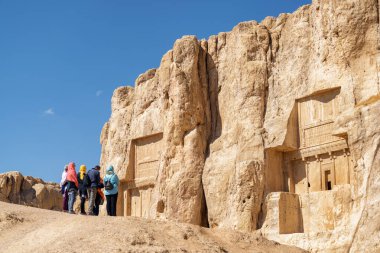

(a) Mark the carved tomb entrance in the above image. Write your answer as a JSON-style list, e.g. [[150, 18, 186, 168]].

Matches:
[[284, 88, 352, 193], [124, 133, 163, 218], [263, 88, 354, 234], [265, 88, 353, 194]]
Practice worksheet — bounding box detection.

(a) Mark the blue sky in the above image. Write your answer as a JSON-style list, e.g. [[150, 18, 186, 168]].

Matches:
[[0, 0, 311, 182]]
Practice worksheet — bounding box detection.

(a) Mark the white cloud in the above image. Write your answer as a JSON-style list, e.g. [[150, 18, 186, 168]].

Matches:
[[44, 108, 55, 116], [96, 90, 103, 97]]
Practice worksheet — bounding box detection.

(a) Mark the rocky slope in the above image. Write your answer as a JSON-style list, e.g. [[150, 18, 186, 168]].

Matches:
[[0, 201, 305, 253], [0, 171, 62, 211], [99, 0, 380, 252]]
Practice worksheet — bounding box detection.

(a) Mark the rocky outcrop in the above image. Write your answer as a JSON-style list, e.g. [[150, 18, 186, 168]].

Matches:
[[100, 0, 380, 252], [100, 37, 210, 224], [0, 171, 62, 211]]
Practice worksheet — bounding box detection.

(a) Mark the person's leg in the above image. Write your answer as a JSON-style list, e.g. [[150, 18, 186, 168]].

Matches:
[[113, 193, 118, 216], [87, 187, 96, 215], [80, 197, 85, 214], [109, 193, 118, 216], [109, 194, 114, 216], [62, 192, 68, 211], [65, 191, 69, 210], [106, 195, 111, 216], [87, 188, 92, 214], [72, 190, 77, 211], [68, 191, 74, 213], [94, 193, 100, 216], [93, 203, 99, 216]]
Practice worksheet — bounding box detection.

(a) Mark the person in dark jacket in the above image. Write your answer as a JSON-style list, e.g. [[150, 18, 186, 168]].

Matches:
[[77, 165, 88, 215], [87, 165, 100, 215]]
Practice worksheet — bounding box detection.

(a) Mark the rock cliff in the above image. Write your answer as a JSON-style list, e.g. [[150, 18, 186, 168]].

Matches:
[[0, 171, 62, 211], [100, 0, 380, 252]]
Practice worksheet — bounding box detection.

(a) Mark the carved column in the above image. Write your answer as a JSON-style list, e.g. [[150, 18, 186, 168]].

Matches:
[[315, 154, 322, 191], [329, 152, 337, 188], [304, 157, 310, 194], [285, 159, 295, 193], [343, 148, 351, 184]]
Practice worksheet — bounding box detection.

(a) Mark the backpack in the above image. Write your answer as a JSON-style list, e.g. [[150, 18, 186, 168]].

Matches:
[[83, 174, 91, 188], [104, 175, 114, 191]]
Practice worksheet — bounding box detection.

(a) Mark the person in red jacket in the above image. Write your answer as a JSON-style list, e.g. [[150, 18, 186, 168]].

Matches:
[[66, 162, 79, 214]]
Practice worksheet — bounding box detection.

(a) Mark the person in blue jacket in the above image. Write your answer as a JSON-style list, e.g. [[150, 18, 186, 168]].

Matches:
[[104, 165, 119, 216]]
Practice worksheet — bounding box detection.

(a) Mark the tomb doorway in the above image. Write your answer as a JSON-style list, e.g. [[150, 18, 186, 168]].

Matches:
[[123, 133, 163, 218]]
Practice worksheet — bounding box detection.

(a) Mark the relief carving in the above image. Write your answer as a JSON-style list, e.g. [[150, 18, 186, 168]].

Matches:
[[298, 88, 342, 149], [134, 133, 163, 181]]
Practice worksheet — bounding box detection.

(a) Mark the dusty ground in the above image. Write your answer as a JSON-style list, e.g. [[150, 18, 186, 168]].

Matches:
[[0, 202, 306, 253]]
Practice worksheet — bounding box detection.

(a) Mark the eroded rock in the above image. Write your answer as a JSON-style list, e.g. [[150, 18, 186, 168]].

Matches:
[[100, 0, 380, 252], [0, 172, 62, 211]]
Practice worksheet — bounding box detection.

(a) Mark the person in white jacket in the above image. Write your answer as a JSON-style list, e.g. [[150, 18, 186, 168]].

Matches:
[[60, 165, 68, 212]]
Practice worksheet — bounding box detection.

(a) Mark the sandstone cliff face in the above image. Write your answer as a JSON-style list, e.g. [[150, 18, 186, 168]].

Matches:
[[100, 0, 380, 252], [100, 37, 210, 224], [203, 22, 268, 232], [0, 171, 62, 211]]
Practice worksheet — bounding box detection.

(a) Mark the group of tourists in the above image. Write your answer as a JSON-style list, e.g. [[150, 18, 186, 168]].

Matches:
[[60, 162, 119, 216]]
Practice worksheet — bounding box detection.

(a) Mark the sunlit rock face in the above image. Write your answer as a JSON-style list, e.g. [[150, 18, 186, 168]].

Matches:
[[100, 0, 380, 251], [0, 171, 62, 211]]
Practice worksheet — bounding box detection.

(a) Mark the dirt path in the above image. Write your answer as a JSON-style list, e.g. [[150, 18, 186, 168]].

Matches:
[[0, 202, 306, 253]]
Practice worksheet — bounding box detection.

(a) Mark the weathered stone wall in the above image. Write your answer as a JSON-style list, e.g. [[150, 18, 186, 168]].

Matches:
[[203, 21, 267, 231], [100, 37, 210, 224], [100, 0, 380, 251], [0, 171, 62, 211]]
